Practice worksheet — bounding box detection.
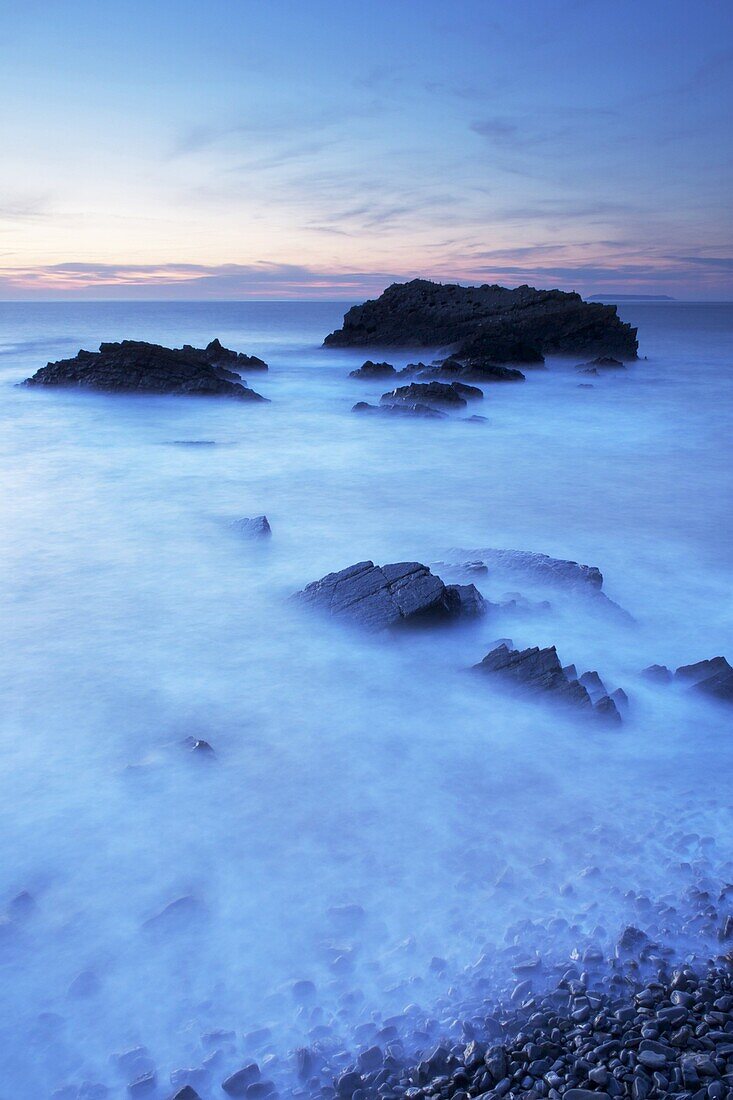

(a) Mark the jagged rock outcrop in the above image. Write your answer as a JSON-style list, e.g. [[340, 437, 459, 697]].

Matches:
[[473, 641, 622, 722], [380, 381, 482, 409], [294, 561, 485, 632], [23, 340, 268, 399], [675, 657, 733, 702], [349, 360, 396, 379], [324, 279, 638, 361]]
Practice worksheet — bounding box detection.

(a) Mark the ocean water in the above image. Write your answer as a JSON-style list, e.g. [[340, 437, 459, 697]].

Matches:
[[0, 300, 732, 1097]]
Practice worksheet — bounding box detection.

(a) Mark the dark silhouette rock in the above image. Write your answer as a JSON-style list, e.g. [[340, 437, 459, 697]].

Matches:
[[474, 642, 622, 722], [23, 340, 268, 399], [380, 381, 482, 409], [675, 657, 733, 702], [294, 560, 485, 632], [579, 670, 607, 700], [403, 356, 527, 383], [231, 515, 272, 538], [171, 1087, 202, 1100], [222, 1065, 260, 1096], [349, 360, 396, 379], [191, 337, 268, 371], [324, 279, 638, 360], [353, 401, 447, 419]]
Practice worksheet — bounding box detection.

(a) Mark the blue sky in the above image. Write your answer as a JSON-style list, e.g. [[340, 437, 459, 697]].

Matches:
[[0, 0, 731, 298]]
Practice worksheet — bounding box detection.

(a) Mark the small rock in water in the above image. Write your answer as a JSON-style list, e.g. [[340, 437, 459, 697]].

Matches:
[[127, 1071, 156, 1096], [222, 1064, 260, 1096], [349, 360, 396, 379], [8, 890, 36, 920], [171, 1088, 202, 1100], [181, 736, 215, 757], [232, 515, 272, 539], [578, 670, 607, 699], [642, 663, 672, 682]]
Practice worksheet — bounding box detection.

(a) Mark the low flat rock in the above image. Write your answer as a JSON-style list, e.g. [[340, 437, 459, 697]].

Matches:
[[353, 401, 447, 419], [324, 279, 638, 360], [294, 560, 485, 631], [380, 381, 482, 409], [23, 340, 268, 399], [474, 642, 622, 722], [349, 360, 396, 379], [443, 548, 604, 590], [407, 356, 526, 383]]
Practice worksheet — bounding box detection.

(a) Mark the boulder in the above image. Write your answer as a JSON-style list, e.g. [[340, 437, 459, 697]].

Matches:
[[294, 560, 485, 632], [23, 340, 268, 399], [349, 360, 396, 379], [473, 643, 622, 722], [380, 381, 481, 409], [222, 1065, 260, 1096], [324, 279, 638, 360], [231, 515, 272, 538], [353, 401, 447, 419]]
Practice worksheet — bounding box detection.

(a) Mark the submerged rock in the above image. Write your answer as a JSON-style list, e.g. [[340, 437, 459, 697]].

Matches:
[[294, 560, 485, 632], [575, 355, 626, 371], [141, 895, 206, 933], [23, 340, 268, 399], [352, 401, 447, 419], [642, 663, 673, 682], [324, 279, 638, 360], [349, 360, 396, 379], [443, 547, 604, 590], [474, 642, 622, 722], [380, 380, 482, 408], [231, 515, 272, 538]]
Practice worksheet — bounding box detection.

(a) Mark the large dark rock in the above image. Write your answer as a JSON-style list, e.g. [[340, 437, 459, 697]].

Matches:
[[380, 381, 482, 409], [473, 642, 622, 722], [294, 560, 485, 631], [324, 279, 638, 360], [23, 340, 268, 399]]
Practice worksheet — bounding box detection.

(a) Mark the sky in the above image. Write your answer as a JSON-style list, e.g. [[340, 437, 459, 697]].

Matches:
[[0, 0, 731, 300]]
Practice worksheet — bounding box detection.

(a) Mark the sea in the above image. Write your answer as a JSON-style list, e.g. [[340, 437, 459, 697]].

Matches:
[[0, 300, 731, 1096]]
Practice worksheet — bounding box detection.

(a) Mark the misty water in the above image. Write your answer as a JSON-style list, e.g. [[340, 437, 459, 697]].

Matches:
[[1, 301, 732, 1098]]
